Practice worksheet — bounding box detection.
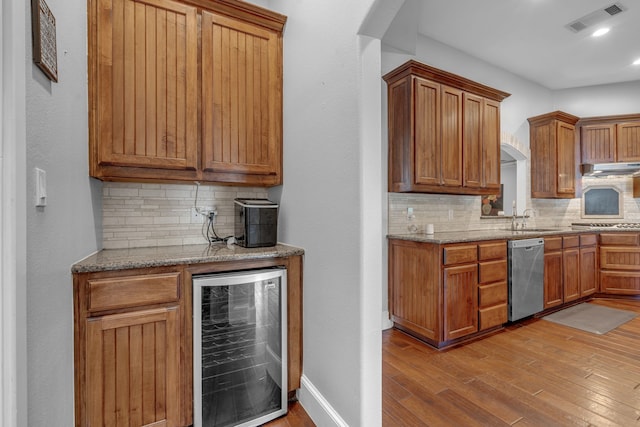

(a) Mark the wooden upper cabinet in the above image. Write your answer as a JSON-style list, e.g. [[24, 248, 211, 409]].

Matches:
[[88, 0, 286, 185], [384, 60, 510, 195], [201, 11, 282, 185], [580, 123, 616, 163], [528, 111, 579, 199], [617, 121, 640, 161], [463, 93, 482, 188], [441, 85, 463, 187], [578, 114, 640, 165], [413, 78, 441, 186], [483, 99, 501, 190], [91, 0, 198, 173]]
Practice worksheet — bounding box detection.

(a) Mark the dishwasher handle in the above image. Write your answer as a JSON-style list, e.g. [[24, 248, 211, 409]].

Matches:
[[508, 238, 544, 249]]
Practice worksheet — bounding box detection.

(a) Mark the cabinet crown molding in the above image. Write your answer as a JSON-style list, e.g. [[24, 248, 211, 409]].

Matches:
[[528, 110, 579, 126], [383, 60, 511, 102], [182, 0, 286, 31], [577, 113, 640, 126]]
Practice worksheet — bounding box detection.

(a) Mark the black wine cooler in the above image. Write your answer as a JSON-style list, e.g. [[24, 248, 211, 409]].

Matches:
[[193, 268, 287, 427]]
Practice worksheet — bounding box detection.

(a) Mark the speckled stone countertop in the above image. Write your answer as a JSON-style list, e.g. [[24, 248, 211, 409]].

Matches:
[[72, 243, 305, 273], [387, 227, 597, 244]]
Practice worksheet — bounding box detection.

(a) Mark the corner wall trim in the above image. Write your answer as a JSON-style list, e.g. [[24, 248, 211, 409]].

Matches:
[[382, 310, 393, 330], [298, 375, 349, 427]]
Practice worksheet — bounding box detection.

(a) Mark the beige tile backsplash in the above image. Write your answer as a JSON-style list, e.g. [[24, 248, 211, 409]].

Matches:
[[102, 177, 640, 248], [102, 182, 268, 249], [388, 176, 640, 235]]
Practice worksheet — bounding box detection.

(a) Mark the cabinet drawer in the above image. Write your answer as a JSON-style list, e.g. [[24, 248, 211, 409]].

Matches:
[[479, 303, 507, 330], [88, 272, 181, 313], [600, 247, 640, 270], [443, 245, 477, 265], [544, 237, 563, 252], [600, 233, 640, 246], [479, 260, 507, 284], [579, 234, 597, 247], [563, 236, 579, 248], [478, 242, 506, 261], [600, 271, 640, 295], [478, 281, 507, 307]]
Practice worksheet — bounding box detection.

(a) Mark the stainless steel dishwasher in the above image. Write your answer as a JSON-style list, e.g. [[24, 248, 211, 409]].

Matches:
[[508, 238, 544, 321]]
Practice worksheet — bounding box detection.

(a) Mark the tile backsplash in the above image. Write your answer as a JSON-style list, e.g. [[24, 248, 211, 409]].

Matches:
[[102, 182, 268, 249], [388, 176, 640, 235]]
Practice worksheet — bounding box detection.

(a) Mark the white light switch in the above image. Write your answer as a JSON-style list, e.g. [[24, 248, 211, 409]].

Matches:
[[35, 168, 47, 207]]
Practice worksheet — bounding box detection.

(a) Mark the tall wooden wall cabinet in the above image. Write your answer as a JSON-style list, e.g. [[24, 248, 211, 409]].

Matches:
[[384, 61, 509, 194], [528, 111, 580, 198], [88, 0, 286, 186], [383, 60, 510, 195]]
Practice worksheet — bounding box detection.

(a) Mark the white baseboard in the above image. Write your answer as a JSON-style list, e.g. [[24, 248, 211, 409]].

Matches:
[[381, 310, 393, 330], [298, 375, 349, 427]]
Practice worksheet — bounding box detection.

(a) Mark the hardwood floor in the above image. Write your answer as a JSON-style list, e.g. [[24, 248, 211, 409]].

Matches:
[[262, 401, 316, 427], [265, 298, 640, 426], [383, 298, 640, 426]]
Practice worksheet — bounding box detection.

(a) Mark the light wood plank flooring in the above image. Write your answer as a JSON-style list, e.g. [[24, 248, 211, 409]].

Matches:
[[267, 298, 640, 426]]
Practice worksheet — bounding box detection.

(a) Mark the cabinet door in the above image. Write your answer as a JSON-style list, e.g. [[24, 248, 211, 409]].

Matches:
[[556, 121, 576, 196], [580, 246, 597, 296], [482, 99, 501, 190], [544, 251, 563, 309], [443, 264, 478, 340], [530, 121, 557, 198], [86, 307, 180, 427], [201, 11, 282, 185], [616, 122, 640, 161], [463, 93, 483, 188], [581, 124, 616, 163], [413, 78, 441, 186], [441, 86, 463, 187], [93, 0, 198, 171], [388, 241, 440, 341], [563, 248, 580, 302]]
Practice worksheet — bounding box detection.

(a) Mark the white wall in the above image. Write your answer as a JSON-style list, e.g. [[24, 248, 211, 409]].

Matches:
[[2, 0, 28, 425], [25, 0, 101, 425], [383, 34, 554, 141], [265, 0, 378, 425], [553, 80, 640, 117]]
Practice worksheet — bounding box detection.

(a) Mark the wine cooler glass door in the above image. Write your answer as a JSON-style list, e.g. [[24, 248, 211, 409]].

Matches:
[[193, 269, 287, 427]]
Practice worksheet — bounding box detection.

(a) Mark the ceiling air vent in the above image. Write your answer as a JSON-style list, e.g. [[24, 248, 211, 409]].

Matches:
[[565, 2, 627, 33], [604, 4, 624, 15]]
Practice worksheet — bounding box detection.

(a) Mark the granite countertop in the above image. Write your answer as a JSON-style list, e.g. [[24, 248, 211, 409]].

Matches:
[[72, 243, 305, 273], [387, 227, 597, 244]]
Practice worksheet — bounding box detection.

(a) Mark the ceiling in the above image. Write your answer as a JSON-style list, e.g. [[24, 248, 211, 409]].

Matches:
[[415, 0, 640, 90]]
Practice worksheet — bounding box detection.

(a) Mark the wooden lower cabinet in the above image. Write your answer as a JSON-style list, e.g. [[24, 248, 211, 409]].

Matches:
[[563, 247, 580, 302], [86, 307, 180, 427], [443, 264, 478, 340], [600, 232, 640, 295], [543, 240, 564, 309], [74, 255, 303, 427], [389, 238, 507, 348], [543, 234, 596, 309]]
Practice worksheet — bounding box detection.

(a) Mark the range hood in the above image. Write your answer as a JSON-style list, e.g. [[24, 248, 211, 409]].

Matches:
[[581, 162, 640, 176]]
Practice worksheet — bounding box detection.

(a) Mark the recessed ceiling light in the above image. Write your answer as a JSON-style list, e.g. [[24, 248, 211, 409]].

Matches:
[[633, 58, 640, 66], [592, 27, 610, 37]]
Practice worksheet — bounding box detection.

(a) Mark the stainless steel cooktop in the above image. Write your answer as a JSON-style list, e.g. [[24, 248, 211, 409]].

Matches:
[[571, 222, 640, 230]]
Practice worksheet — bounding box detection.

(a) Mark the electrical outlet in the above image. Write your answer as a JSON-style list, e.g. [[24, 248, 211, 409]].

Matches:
[[407, 207, 414, 219], [191, 206, 216, 223], [191, 207, 203, 222]]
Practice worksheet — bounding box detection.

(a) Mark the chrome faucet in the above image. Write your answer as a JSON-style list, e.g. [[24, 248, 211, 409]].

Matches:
[[521, 208, 536, 229]]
